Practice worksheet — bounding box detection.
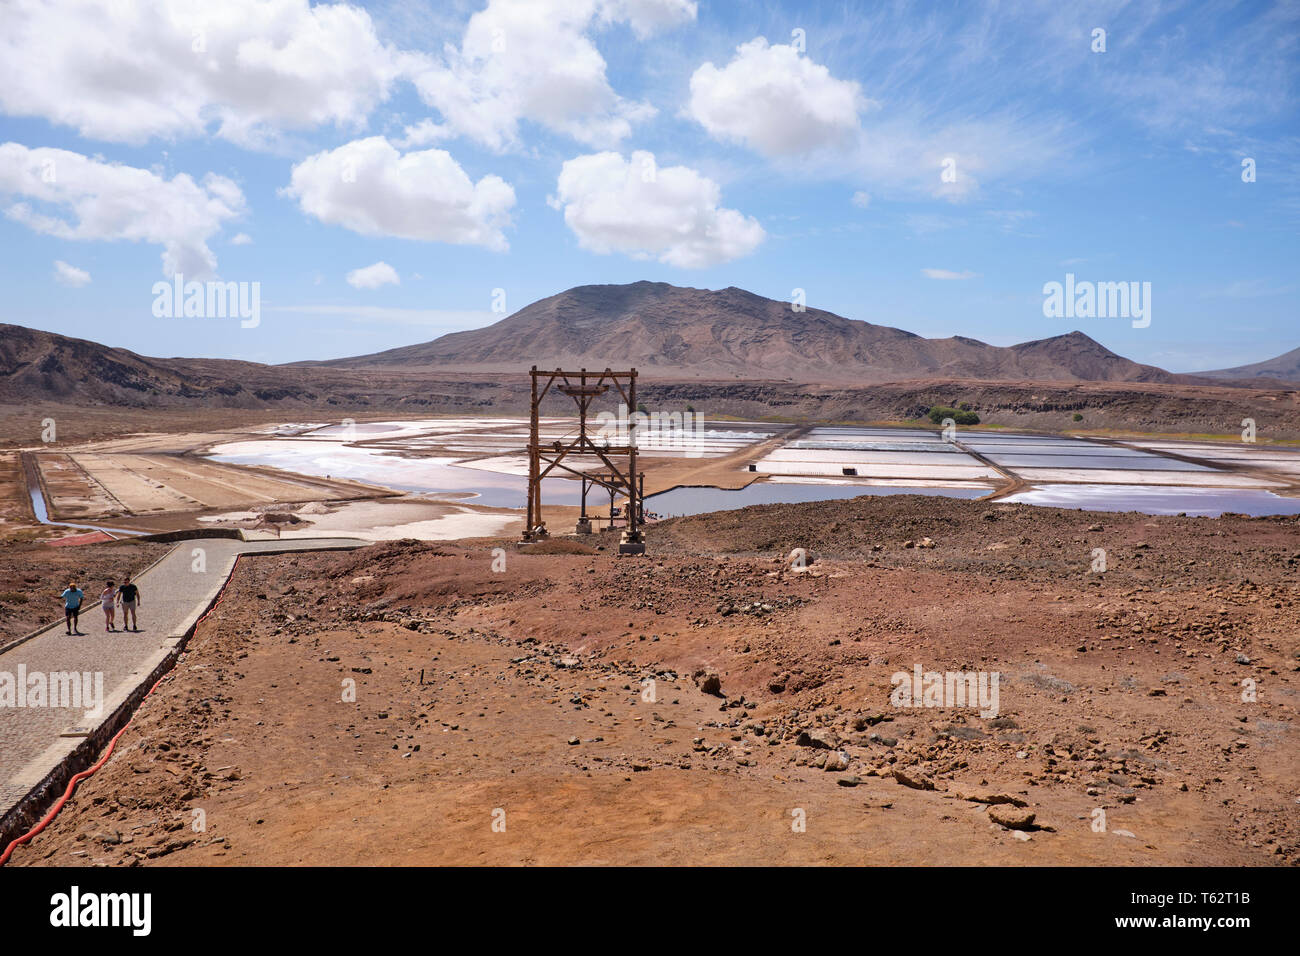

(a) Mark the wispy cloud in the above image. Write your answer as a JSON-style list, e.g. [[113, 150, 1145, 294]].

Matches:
[[268, 304, 497, 330], [52, 259, 90, 287], [922, 268, 978, 280], [1199, 279, 1296, 299], [904, 212, 965, 235]]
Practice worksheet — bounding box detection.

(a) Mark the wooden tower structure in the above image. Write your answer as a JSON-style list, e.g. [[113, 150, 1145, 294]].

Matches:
[[521, 367, 646, 554]]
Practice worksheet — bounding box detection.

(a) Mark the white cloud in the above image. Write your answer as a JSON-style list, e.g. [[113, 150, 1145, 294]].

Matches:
[[0, 0, 695, 154], [688, 38, 866, 157], [851, 191, 871, 208], [346, 261, 400, 290], [0, 0, 405, 148], [285, 137, 514, 250], [407, 0, 661, 151], [681, 21, 1078, 203], [553, 150, 764, 268], [0, 143, 245, 277], [395, 119, 450, 149], [52, 260, 91, 287], [230, 232, 253, 245], [598, 0, 697, 39], [922, 268, 977, 280]]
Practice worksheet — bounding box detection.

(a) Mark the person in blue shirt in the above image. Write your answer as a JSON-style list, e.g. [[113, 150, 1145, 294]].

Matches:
[[60, 581, 84, 635]]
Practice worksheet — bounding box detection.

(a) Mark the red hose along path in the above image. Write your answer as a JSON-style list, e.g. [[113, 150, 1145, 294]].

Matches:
[[0, 555, 243, 866]]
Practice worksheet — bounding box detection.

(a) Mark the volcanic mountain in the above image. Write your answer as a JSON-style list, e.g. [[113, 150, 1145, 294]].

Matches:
[[1198, 346, 1300, 387], [1, 281, 1225, 412], [299, 281, 1179, 384]]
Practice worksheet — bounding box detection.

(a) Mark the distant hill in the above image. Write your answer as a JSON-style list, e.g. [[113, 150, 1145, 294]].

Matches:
[[0, 323, 321, 407], [297, 281, 1181, 384], [0, 323, 215, 404], [1199, 346, 1300, 387]]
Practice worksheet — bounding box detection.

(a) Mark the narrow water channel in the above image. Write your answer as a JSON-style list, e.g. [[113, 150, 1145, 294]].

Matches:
[[22, 454, 144, 537]]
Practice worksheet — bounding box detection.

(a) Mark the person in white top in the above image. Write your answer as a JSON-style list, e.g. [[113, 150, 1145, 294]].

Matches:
[[100, 580, 118, 632]]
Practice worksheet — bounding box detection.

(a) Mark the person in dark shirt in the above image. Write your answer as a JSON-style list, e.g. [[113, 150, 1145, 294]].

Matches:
[[117, 574, 141, 632]]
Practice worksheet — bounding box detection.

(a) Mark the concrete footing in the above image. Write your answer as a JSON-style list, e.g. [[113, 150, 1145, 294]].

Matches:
[[518, 527, 550, 547], [618, 531, 646, 555]]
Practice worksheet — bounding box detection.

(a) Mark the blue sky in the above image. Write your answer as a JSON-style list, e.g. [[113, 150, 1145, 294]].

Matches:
[[0, 0, 1296, 371]]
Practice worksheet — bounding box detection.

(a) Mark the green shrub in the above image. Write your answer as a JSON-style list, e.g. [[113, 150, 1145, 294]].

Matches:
[[1073, 413, 1084, 422], [928, 405, 980, 426]]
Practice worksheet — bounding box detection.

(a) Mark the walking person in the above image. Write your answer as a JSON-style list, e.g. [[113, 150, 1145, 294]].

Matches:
[[100, 580, 117, 632], [60, 580, 84, 635], [117, 574, 141, 632]]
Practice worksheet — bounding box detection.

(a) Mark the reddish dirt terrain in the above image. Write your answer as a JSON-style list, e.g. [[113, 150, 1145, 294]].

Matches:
[[8, 496, 1299, 866]]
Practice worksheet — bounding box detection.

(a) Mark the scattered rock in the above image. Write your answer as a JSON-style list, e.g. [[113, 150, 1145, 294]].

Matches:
[[960, 791, 1028, 808], [796, 728, 840, 750], [988, 805, 1037, 830], [693, 670, 723, 697], [892, 768, 938, 791]]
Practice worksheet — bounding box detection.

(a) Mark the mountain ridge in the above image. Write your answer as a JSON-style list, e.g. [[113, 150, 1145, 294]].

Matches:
[[2, 281, 1295, 409], [292, 280, 1183, 385], [1198, 345, 1300, 387]]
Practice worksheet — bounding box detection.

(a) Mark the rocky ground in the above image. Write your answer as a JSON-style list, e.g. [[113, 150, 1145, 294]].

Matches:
[[7, 495, 1299, 865]]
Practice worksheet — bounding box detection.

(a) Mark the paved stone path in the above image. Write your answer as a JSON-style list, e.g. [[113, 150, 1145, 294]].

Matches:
[[0, 537, 366, 819]]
